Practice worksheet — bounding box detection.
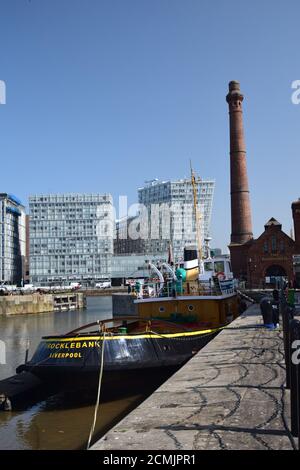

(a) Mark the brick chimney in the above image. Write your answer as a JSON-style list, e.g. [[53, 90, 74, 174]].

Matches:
[[226, 81, 253, 245], [292, 199, 300, 252]]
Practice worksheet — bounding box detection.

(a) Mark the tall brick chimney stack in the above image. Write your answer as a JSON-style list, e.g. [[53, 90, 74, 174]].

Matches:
[[226, 81, 253, 245], [292, 199, 300, 252]]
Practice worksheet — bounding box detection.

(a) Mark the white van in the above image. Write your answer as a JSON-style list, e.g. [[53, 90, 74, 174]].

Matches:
[[21, 284, 36, 292], [70, 282, 81, 290], [95, 281, 111, 289]]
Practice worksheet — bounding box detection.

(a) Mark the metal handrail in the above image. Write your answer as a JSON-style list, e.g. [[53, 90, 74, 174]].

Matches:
[[134, 278, 235, 299], [281, 290, 300, 448], [289, 318, 300, 447], [282, 296, 294, 389]]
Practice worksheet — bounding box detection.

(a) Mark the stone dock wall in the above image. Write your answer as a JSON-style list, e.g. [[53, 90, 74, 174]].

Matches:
[[0, 292, 85, 315]]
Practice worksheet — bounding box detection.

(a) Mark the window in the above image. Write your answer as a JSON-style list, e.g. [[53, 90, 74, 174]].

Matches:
[[271, 236, 277, 253], [263, 241, 268, 254], [204, 261, 213, 271], [214, 261, 225, 273]]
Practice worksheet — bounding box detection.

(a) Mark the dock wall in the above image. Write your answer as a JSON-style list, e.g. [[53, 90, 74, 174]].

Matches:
[[83, 288, 127, 297], [0, 292, 85, 315]]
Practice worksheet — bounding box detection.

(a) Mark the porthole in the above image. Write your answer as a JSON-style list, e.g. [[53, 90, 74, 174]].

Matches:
[[188, 305, 194, 312], [159, 306, 165, 313]]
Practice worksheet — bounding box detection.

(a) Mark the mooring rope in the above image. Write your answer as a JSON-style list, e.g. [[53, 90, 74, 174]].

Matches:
[[236, 289, 256, 304], [86, 330, 106, 450]]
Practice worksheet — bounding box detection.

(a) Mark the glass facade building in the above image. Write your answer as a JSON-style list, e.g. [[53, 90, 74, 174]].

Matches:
[[111, 254, 168, 282], [0, 193, 26, 285], [138, 178, 215, 262], [29, 193, 114, 285], [114, 216, 146, 255]]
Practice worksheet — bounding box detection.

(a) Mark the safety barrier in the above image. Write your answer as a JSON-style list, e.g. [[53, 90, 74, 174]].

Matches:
[[281, 294, 300, 449]]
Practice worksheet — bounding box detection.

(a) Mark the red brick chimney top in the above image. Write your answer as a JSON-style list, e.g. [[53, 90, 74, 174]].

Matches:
[[226, 80, 244, 103], [229, 80, 240, 91], [292, 199, 300, 208]]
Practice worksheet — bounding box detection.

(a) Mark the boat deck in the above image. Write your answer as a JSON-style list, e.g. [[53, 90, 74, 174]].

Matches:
[[42, 318, 218, 339]]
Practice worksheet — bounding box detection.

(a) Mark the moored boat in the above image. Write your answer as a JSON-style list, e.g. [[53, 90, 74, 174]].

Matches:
[[16, 315, 223, 395], [17, 165, 239, 396]]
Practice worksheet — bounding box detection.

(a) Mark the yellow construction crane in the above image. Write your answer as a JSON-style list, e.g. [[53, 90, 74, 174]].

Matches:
[[190, 161, 203, 271]]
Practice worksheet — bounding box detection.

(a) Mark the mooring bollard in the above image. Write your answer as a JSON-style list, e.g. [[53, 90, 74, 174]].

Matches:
[[260, 297, 274, 328], [289, 319, 300, 441]]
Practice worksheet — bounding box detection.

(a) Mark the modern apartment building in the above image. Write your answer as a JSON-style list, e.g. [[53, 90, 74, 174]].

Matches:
[[137, 177, 215, 261], [29, 193, 114, 285], [114, 216, 146, 255], [0, 193, 26, 285], [113, 216, 168, 284], [111, 253, 168, 284]]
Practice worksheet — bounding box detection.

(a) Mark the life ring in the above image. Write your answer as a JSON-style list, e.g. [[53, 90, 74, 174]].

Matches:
[[216, 272, 225, 281]]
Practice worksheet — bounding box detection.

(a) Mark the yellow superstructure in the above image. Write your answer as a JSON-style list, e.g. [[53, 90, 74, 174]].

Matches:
[[135, 293, 238, 329]]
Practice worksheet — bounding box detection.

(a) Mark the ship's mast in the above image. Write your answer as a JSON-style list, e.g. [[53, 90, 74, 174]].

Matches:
[[190, 161, 203, 274]]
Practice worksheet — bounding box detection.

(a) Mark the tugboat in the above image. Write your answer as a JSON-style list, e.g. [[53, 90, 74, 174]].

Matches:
[[17, 167, 239, 394]]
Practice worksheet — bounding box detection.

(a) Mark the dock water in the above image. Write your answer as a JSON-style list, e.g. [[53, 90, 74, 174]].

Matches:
[[92, 304, 295, 450], [0, 372, 43, 409]]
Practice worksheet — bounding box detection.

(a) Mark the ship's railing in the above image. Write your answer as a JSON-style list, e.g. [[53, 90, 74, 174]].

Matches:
[[133, 278, 235, 300]]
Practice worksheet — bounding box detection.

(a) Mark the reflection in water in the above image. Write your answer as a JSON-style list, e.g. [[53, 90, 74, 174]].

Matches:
[[0, 297, 169, 450], [28, 391, 142, 449], [0, 390, 151, 450], [0, 296, 112, 381]]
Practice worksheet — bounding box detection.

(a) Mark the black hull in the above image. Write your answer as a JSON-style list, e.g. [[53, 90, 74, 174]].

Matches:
[[19, 330, 216, 395], [23, 366, 181, 400]]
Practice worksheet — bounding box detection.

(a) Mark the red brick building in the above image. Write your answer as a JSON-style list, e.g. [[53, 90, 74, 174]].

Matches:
[[228, 206, 300, 288], [244, 216, 296, 288]]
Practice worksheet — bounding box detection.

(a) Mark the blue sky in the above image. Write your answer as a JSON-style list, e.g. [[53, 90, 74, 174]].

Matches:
[[0, 0, 299, 251]]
